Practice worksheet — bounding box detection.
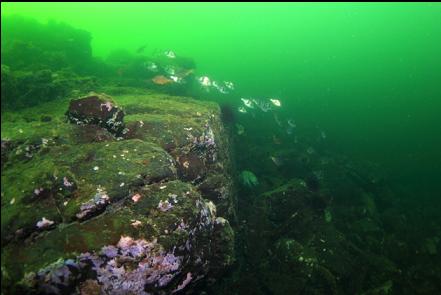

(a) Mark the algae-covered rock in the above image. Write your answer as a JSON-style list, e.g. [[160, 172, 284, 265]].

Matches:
[[2, 180, 233, 295], [1, 90, 235, 294], [66, 93, 125, 135], [1, 139, 176, 245], [0, 65, 97, 111], [117, 91, 236, 221], [1, 15, 92, 73], [243, 179, 399, 295]]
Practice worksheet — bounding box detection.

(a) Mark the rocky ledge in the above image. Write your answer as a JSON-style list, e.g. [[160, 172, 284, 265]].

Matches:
[[1, 89, 235, 294]]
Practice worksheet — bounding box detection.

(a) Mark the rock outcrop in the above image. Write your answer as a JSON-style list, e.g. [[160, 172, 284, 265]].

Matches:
[[1, 89, 235, 294]]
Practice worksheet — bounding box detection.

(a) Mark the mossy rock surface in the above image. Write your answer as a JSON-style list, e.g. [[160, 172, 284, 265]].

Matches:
[[1, 89, 235, 294], [1, 139, 176, 244]]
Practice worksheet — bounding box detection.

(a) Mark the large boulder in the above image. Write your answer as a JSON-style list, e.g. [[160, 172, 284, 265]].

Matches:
[[1, 89, 235, 294], [66, 93, 125, 136], [117, 91, 236, 220], [3, 180, 233, 295]]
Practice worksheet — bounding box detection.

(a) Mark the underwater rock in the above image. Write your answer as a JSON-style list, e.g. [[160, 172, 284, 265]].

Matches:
[[3, 181, 234, 295], [1, 64, 17, 109], [75, 190, 110, 221], [119, 91, 236, 220], [1, 64, 95, 110], [242, 179, 400, 295], [40, 115, 52, 122], [66, 92, 125, 135], [1, 138, 14, 170], [2, 15, 93, 73], [1, 139, 177, 246], [72, 124, 115, 143], [1, 89, 236, 294], [209, 217, 235, 278], [176, 152, 207, 182], [198, 173, 234, 218]]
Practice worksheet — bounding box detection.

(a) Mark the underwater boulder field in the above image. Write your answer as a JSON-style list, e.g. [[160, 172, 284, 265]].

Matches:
[[1, 2, 441, 295]]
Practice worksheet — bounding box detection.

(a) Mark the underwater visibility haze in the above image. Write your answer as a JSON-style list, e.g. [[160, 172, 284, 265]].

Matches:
[[1, 2, 441, 295]]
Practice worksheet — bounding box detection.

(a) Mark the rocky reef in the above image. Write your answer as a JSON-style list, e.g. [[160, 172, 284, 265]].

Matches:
[[2, 14, 440, 295], [1, 89, 235, 294], [210, 141, 441, 295], [0, 15, 106, 111]]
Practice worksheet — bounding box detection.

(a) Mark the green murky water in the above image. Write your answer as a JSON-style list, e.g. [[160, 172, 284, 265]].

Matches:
[[1, 3, 440, 294]]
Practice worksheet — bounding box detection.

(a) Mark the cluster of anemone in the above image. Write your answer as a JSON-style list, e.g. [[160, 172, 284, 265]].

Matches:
[[22, 236, 186, 295]]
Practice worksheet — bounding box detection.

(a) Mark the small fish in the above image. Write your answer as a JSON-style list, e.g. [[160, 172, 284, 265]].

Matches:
[[145, 61, 158, 72], [270, 156, 284, 167], [253, 99, 272, 112], [182, 69, 195, 78], [287, 119, 296, 128], [286, 125, 294, 135], [270, 98, 281, 107], [224, 81, 235, 90], [164, 65, 176, 75], [238, 106, 247, 113], [173, 69, 194, 80], [211, 80, 220, 90], [164, 50, 176, 58], [136, 43, 148, 54], [210, 80, 233, 94], [169, 75, 182, 83], [273, 113, 283, 127], [217, 86, 228, 94], [272, 135, 282, 145], [321, 131, 327, 139], [152, 75, 174, 85], [211, 81, 227, 94], [236, 124, 245, 135], [241, 98, 254, 109], [198, 76, 211, 87]]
